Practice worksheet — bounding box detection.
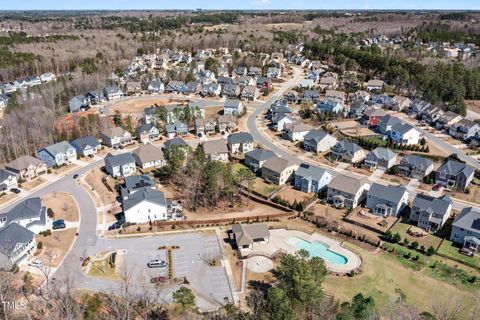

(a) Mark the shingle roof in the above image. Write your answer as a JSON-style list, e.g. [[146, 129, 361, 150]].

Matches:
[[71, 136, 100, 151], [224, 99, 242, 108], [163, 138, 188, 149], [263, 156, 295, 173], [437, 158, 475, 179], [412, 194, 452, 218], [0, 223, 34, 257], [400, 155, 433, 170], [370, 147, 396, 162], [136, 123, 157, 135], [296, 163, 330, 182], [0, 169, 15, 182], [0, 197, 45, 228], [102, 127, 128, 139], [368, 183, 407, 204], [452, 207, 480, 233], [6, 155, 44, 171], [133, 143, 164, 164], [284, 122, 312, 133], [202, 139, 229, 155], [304, 129, 333, 143], [334, 141, 363, 154], [105, 153, 136, 167], [392, 123, 417, 135], [245, 149, 275, 162], [123, 188, 167, 212], [228, 132, 254, 145], [328, 174, 369, 195], [232, 223, 270, 246], [40, 141, 74, 157]]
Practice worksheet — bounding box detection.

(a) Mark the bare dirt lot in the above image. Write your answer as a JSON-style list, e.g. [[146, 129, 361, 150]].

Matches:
[[35, 228, 77, 267], [0, 193, 18, 206], [465, 99, 480, 115], [82, 167, 117, 207], [205, 105, 224, 118], [42, 192, 79, 222], [21, 177, 46, 191], [111, 97, 190, 115], [276, 186, 313, 204], [51, 163, 78, 175]]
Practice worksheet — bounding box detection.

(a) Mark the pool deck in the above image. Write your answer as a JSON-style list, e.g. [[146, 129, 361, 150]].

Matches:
[[243, 229, 362, 274]]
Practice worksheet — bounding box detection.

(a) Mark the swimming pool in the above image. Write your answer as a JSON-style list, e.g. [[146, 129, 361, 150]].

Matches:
[[287, 236, 348, 265]]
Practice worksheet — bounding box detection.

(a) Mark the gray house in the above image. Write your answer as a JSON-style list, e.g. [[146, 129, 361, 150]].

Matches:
[[364, 147, 396, 171], [227, 132, 254, 154], [435, 158, 475, 190], [5, 155, 47, 181], [224, 100, 245, 116], [71, 136, 101, 157], [261, 156, 298, 186], [0, 223, 35, 270], [104, 153, 137, 178], [377, 115, 402, 135], [69, 95, 90, 113], [398, 155, 434, 179], [331, 141, 366, 164], [410, 194, 452, 233], [37, 141, 77, 168], [136, 123, 160, 144], [366, 183, 408, 217], [327, 174, 370, 209], [449, 118, 480, 140], [450, 207, 480, 253], [303, 130, 337, 153], [294, 164, 333, 193], [244, 149, 275, 173]]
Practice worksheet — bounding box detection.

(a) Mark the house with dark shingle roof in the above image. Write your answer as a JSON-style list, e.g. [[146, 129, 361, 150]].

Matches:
[[165, 121, 188, 139], [123, 188, 168, 224], [450, 207, 480, 253], [449, 118, 480, 141], [104, 153, 137, 178], [0, 169, 17, 192], [69, 94, 90, 113], [202, 140, 229, 163], [217, 115, 237, 133], [364, 147, 396, 171], [366, 183, 408, 217], [231, 223, 270, 256], [327, 174, 370, 209], [331, 141, 366, 164], [195, 118, 217, 136], [136, 123, 160, 144], [0, 223, 35, 270], [70, 136, 101, 157], [224, 99, 245, 116], [5, 155, 47, 181], [244, 149, 275, 173], [398, 155, 434, 179], [0, 197, 47, 234], [303, 130, 337, 153], [282, 122, 312, 142], [120, 175, 155, 201], [410, 194, 452, 233], [163, 137, 189, 151], [389, 123, 420, 145], [261, 156, 298, 185], [435, 158, 475, 190], [294, 163, 332, 193], [37, 141, 77, 168], [227, 132, 254, 154], [377, 115, 402, 135]]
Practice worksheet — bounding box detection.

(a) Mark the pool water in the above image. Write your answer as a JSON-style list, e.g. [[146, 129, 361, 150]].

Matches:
[[287, 237, 348, 265]]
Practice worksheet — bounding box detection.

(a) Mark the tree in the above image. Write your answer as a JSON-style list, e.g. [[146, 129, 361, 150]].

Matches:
[[393, 232, 402, 244], [420, 137, 426, 146], [427, 246, 436, 256], [384, 230, 393, 241], [411, 241, 419, 250], [265, 287, 294, 320], [164, 145, 186, 174], [172, 286, 196, 313], [338, 293, 380, 320]]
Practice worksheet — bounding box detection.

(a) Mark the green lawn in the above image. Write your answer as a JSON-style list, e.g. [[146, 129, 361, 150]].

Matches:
[[390, 221, 443, 250], [233, 163, 249, 174], [437, 240, 480, 269], [251, 178, 279, 197], [324, 244, 480, 318], [366, 136, 388, 147]]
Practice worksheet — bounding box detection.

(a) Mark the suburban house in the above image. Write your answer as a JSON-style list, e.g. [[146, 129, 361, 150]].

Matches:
[[163, 137, 189, 152], [70, 136, 101, 157], [366, 79, 385, 91], [241, 86, 260, 101], [40, 72, 56, 83], [449, 118, 480, 140], [202, 140, 229, 163], [331, 141, 366, 164], [366, 183, 409, 217], [5, 155, 47, 181], [165, 121, 189, 139], [244, 149, 275, 173], [303, 130, 337, 153], [0, 197, 47, 234], [266, 67, 281, 78], [187, 101, 206, 119], [302, 90, 321, 102], [238, 75, 255, 87], [389, 123, 420, 145], [272, 113, 294, 132], [103, 85, 124, 100], [294, 163, 333, 193], [435, 111, 462, 130], [360, 108, 386, 126], [435, 158, 475, 190], [391, 95, 411, 111], [147, 79, 165, 93], [37, 141, 77, 167], [222, 84, 241, 98], [194, 118, 217, 136], [261, 156, 298, 186], [348, 99, 368, 118], [101, 127, 132, 148], [230, 223, 270, 257], [410, 193, 452, 233], [407, 99, 432, 116], [325, 90, 346, 103], [120, 175, 155, 201], [182, 81, 202, 95], [0, 223, 35, 270], [131, 143, 164, 170], [104, 153, 137, 178], [319, 76, 337, 90], [282, 122, 312, 142], [165, 80, 184, 93], [227, 132, 254, 154], [224, 100, 245, 116], [316, 98, 343, 114], [143, 106, 160, 125], [69, 95, 90, 113], [202, 83, 222, 96], [86, 90, 105, 105], [217, 115, 237, 133], [126, 81, 142, 95], [233, 66, 248, 77], [364, 147, 397, 171], [136, 123, 160, 144], [450, 207, 480, 253], [377, 115, 402, 135], [327, 174, 370, 209], [0, 169, 18, 192], [419, 105, 444, 124], [248, 66, 262, 77], [123, 188, 168, 224], [398, 155, 434, 179]]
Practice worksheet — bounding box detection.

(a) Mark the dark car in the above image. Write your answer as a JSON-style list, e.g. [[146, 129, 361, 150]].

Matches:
[[52, 220, 66, 230], [73, 174, 79, 179], [432, 183, 443, 191], [10, 188, 21, 194], [108, 221, 123, 230], [150, 276, 168, 284]]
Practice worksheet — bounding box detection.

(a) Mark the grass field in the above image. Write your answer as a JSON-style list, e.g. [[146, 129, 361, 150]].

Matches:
[[390, 221, 443, 250], [323, 244, 480, 318], [437, 240, 480, 269]]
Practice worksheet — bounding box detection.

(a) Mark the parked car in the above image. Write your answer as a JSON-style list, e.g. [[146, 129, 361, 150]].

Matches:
[[147, 259, 167, 268], [52, 219, 66, 229], [28, 260, 44, 268], [150, 276, 168, 284], [432, 183, 443, 191], [73, 174, 79, 179], [10, 188, 21, 194], [108, 221, 123, 230], [88, 154, 94, 158]]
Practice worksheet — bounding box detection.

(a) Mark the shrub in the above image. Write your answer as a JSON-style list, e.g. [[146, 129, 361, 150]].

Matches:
[[384, 230, 393, 241], [427, 246, 436, 256], [411, 241, 419, 250], [47, 208, 54, 218], [403, 238, 409, 246], [40, 229, 52, 237], [412, 254, 420, 261], [392, 232, 401, 243], [404, 251, 412, 259], [420, 244, 426, 252], [171, 225, 177, 230], [37, 242, 43, 250]]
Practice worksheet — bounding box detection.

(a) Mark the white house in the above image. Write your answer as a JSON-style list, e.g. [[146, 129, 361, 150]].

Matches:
[[224, 100, 245, 116], [104, 153, 137, 178], [283, 122, 312, 142], [303, 130, 337, 153], [202, 140, 229, 162], [390, 123, 420, 145], [70, 136, 101, 157], [0, 169, 18, 192], [40, 72, 56, 83], [227, 132, 254, 154], [132, 143, 165, 170], [37, 141, 77, 167], [0, 223, 36, 270], [101, 127, 133, 148], [0, 197, 47, 234], [123, 188, 168, 224]]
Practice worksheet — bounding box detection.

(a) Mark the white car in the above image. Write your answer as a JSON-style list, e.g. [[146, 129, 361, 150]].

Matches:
[[28, 260, 44, 268]]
